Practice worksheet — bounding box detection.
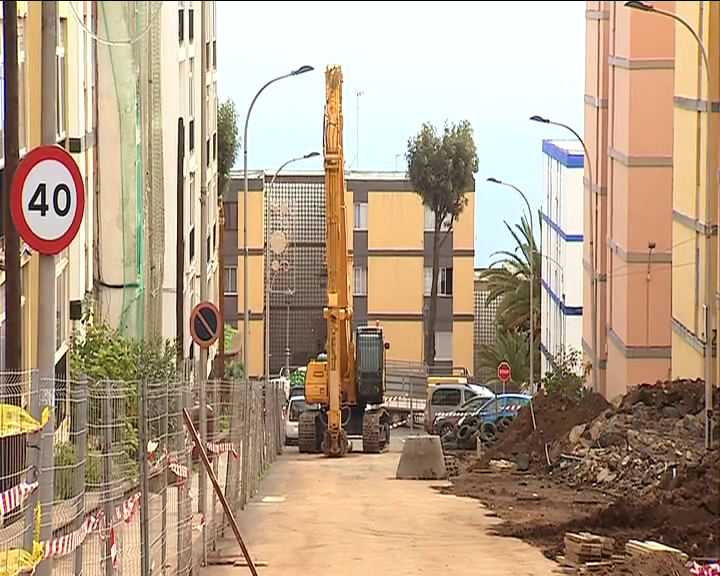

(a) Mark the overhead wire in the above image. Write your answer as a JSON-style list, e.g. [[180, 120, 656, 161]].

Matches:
[[67, 0, 164, 47]]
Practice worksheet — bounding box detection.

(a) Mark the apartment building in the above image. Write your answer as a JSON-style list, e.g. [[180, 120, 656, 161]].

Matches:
[[222, 171, 475, 377], [473, 269, 500, 381], [96, 1, 219, 370], [0, 1, 95, 383], [667, 2, 719, 383], [584, 1, 675, 398], [540, 139, 584, 375]]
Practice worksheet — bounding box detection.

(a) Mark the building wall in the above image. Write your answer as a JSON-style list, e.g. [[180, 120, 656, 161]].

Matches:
[[223, 171, 476, 377], [584, 1, 675, 398], [540, 140, 584, 375], [0, 1, 93, 378], [669, 1, 719, 381], [473, 271, 500, 381]]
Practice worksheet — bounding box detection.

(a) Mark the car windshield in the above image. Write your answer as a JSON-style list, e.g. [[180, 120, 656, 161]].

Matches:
[[460, 396, 487, 412], [289, 400, 314, 421]]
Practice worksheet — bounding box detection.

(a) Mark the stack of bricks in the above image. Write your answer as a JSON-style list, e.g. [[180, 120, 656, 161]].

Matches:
[[558, 532, 616, 573]]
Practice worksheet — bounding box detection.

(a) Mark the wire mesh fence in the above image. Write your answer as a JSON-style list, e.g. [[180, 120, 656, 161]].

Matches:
[[0, 370, 285, 576]]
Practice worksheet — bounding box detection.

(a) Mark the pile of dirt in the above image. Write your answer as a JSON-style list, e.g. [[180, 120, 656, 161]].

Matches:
[[551, 380, 720, 494], [610, 553, 690, 576], [473, 391, 611, 471]]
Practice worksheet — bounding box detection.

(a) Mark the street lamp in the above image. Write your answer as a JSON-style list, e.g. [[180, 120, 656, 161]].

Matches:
[[264, 152, 321, 392], [624, 1, 715, 449], [242, 65, 314, 388], [529, 114, 598, 393], [487, 177, 537, 391]]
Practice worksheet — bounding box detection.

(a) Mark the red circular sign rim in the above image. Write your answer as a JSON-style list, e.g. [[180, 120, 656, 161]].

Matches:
[[189, 301, 222, 349], [497, 361, 512, 382], [10, 145, 86, 255]]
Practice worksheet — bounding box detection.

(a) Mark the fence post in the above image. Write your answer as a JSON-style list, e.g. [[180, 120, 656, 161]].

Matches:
[[175, 377, 184, 576], [199, 374, 207, 564], [137, 380, 152, 576], [23, 370, 41, 553], [73, 376, 88, 576], [102, 389, 115, 576], [210, 378, 219, 549], [409, 375, 414, 430], [223, 377, 239, 518], [160, 381, 169, 574], [182, 379, 194, 575], [37, 369, 55, 576], [240, 380, 248, 510]]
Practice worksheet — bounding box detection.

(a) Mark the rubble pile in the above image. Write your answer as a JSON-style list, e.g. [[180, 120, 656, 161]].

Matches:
[[551, 379, 720, 495]]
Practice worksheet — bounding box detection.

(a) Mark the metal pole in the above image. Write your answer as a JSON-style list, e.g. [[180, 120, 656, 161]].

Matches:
[[176, 118, 185, 366], [285, 299, 291, 375], [623, 1, 715, 448], [264, 153, 319, 386], [198, 1, 209, 550], [37, 7, 57, 576]]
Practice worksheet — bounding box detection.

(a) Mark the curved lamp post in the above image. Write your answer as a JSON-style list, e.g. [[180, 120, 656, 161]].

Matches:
[[487, 177, 536, 392], [624, 0, 715, 450], [264, 152, 320, 391], [529, 114, 598, 394]]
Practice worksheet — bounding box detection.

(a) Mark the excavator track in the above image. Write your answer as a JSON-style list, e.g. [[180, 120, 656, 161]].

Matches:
[[362, 409, 390, 453], [298, 410, 322, 454]]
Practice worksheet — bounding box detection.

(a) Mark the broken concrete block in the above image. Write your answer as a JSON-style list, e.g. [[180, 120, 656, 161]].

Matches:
[[395, 435, 447, 480]]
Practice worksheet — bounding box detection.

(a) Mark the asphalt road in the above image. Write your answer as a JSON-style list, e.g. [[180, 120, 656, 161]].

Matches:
[[205, 430, 559, 576]]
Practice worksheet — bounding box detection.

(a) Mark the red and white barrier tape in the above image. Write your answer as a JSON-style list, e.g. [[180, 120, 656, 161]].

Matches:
[[0, 480, 38, 520], [691, 562, 720, 576], [207, 442, 238, 459]]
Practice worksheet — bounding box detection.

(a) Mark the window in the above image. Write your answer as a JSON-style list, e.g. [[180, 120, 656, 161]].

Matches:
[[353, 266, 367, 296], [188, 57, 195, 119], [431, 387, 461, 407], [424, 205, 451, 232], [224, 203, 238, 230], [423, 267, 453, 296], [224, 266, 237, 295], [435, 331, 452, 361], [353, 202, 368, 230], [188, 5, 194, 42], [188, 226, 195, 262], [189, 172, 195, 226], [56, 266, 68, 351], [56, 19, 67, 138], [177, 1, 185, 42]]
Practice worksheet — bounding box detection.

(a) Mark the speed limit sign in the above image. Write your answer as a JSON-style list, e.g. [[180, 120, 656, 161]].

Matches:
[[10, 145, 85, 255]]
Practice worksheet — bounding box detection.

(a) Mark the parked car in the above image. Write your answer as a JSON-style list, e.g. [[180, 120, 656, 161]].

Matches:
[[285, 396, 318, 445], [424, 383, 494, 433], [431, 394, 494, 436], [457, 393, 532, 431]]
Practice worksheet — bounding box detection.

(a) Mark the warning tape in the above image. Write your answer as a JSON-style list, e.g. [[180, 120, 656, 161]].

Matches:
[[691, 562, 720, 576], [0, 481, 38, 522], [207, 442, 238, 460]]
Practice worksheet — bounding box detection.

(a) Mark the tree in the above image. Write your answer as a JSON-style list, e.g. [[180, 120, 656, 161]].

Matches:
[[541, 347, 592, 399], [217, 97, 241, 198], [478, 212, 541, 380], [405, 120, 478, 366], [476, 327, 529, 391]]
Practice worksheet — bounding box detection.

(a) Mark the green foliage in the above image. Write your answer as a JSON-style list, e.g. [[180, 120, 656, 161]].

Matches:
[[405, 120, 478, 364], [217, 97, 241, 198], [54, 441, 128, 500], [225, 360, 243, 380], [224, 323, 238, 351], [541, 347, 591, 400], [477, 327, 529, 389]]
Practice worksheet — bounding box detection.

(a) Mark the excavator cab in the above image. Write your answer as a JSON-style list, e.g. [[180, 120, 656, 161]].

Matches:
[[355, 326, 389, 405]]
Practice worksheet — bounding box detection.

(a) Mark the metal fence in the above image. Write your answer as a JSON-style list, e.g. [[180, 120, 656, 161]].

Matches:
[[0, 370, 285, 576]]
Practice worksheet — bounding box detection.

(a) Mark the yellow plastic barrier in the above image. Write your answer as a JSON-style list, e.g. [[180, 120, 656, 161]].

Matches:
[[0, 405, 51, 438], [0, 504, 44, 576]]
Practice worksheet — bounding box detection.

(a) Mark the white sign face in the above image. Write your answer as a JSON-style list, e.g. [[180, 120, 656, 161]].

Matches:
[[21, 158, 78, 242]]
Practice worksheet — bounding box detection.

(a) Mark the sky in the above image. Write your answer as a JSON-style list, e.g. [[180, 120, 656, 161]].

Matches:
[[217, 1, 586, 267]]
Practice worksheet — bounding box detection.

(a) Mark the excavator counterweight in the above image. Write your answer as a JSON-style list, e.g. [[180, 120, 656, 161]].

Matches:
[[298, 66, 391, 457]]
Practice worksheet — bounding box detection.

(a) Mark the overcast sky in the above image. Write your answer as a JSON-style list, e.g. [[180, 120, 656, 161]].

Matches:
[[217, 1, 586, 266]]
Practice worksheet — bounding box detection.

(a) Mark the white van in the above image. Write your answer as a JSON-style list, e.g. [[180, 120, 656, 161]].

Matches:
[[285, 396, 318, 445]]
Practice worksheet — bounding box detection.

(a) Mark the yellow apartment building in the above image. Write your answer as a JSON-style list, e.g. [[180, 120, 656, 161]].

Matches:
[[222, 171, 476, 377], [669, 1, 719, 382], [0, 1, 95, 383]]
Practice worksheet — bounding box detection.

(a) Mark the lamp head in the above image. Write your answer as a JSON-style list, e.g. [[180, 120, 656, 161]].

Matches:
[[292, 65, 315, 76], [529, 115, 550, 124], [624, 1, 654, 11], [486, 177, 502, 185], [304, 151, 321, 159]]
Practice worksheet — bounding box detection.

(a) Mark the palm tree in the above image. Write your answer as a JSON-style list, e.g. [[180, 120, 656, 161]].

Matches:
[[476, 327, 529, 391], [478, 211, 541, 382]]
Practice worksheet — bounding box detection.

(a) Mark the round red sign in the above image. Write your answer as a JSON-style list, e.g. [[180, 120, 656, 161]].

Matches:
[[497, 361, 512, 383]]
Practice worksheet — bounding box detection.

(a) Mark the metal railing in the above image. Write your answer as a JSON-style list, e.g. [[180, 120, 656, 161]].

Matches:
[[0, 370, 285, 576]]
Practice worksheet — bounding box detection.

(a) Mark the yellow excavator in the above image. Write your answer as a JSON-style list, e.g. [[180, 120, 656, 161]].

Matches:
[[298, 65, 391, 457]]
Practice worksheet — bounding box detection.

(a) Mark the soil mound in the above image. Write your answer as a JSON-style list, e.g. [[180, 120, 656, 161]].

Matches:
[[474, 392, 611, 470], [620, 378, 706, 416]]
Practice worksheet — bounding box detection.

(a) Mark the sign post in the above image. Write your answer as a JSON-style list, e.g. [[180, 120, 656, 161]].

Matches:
[[190, 301, 222, 349]]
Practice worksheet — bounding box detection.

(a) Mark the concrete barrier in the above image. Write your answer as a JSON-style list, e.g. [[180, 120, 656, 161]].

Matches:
[[396, 435, 447, 480]]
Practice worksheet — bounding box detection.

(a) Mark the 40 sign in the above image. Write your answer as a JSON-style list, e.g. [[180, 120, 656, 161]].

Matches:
[[11, 145, 86, 255]]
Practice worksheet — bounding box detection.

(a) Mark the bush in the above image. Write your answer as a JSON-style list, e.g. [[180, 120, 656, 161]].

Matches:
[[541, 347, 591, 400], [53, 441, 106, 500]]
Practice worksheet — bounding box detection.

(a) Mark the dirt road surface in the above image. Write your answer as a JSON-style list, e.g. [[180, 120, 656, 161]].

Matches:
[[207, 433, 559, 576]]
